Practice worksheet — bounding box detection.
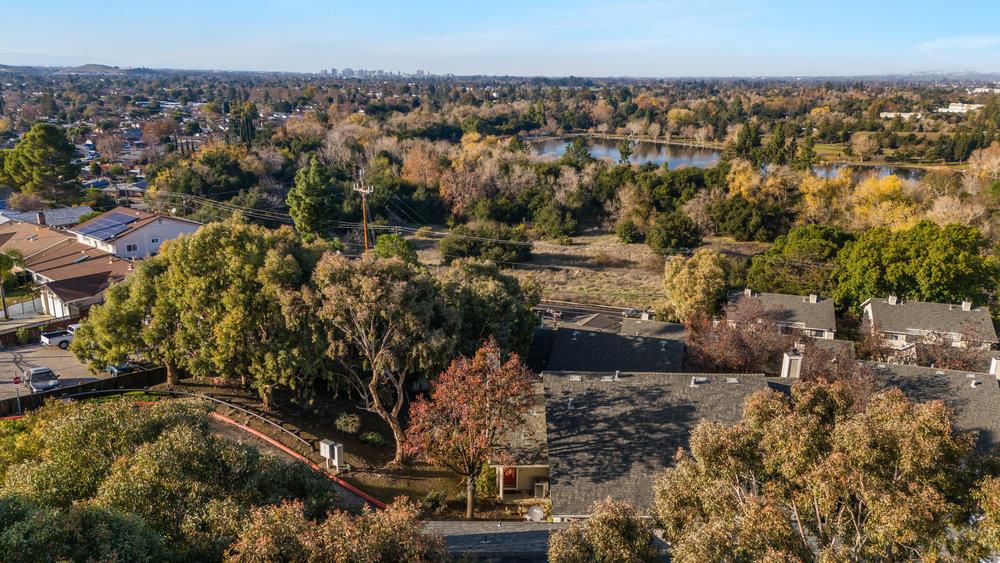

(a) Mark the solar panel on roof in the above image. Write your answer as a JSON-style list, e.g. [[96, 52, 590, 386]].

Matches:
[[77, 211, 139, 240], [86, 223, 132, 241]]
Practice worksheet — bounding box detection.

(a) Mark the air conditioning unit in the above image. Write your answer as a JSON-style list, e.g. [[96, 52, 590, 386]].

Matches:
[[534, 478, 549, 498]]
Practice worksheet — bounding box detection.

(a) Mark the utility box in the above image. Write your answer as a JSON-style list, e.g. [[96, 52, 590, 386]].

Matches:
[[319, 439, 343, 470]]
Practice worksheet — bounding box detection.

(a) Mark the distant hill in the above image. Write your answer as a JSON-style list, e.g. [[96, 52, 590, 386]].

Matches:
[[56, 64, 126, 75]]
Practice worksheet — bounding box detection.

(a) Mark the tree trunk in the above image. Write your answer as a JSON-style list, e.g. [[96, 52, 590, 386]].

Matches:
[[466, 475, 476, 519], [0, 273, 8, 321], [165, 362, 179, 385], [388, 416, 407, 465]]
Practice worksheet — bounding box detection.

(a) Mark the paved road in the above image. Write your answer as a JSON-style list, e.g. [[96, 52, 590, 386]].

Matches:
[[0, 345, 104, 400]]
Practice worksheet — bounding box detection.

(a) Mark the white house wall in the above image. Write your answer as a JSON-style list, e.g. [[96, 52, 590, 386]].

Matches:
[[111, 219, 199, 259]]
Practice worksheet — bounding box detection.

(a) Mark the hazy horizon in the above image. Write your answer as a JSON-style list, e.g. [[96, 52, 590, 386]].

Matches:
[[3, 0, 1000, 76]]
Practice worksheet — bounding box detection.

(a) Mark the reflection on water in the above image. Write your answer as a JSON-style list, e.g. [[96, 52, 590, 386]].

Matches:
[[530, 137, 930, 180], [530, 137, 720, 168]]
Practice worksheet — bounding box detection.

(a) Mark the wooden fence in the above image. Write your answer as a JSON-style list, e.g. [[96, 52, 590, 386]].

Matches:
[[0, 367, 166, 417]]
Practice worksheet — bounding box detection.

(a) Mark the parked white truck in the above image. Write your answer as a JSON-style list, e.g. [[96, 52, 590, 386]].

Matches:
[[39, 324, 80, 349]]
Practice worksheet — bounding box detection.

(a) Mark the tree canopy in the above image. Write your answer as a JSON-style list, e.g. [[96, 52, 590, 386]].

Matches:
[[654, 379, 987, 561], [2, 123, 80, 202], [833, 220, 997, 311]]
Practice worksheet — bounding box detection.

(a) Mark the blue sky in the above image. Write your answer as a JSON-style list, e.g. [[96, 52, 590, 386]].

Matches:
[[3, 0, 1000, 76]]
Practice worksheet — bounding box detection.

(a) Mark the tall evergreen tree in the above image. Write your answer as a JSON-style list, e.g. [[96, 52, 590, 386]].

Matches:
[[3, 123, 80, 202], [287, 157, 341, 239]]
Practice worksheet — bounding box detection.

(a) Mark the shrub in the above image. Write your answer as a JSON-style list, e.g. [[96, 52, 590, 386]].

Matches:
[[359, 431, 384, 446], [15, 328, 29, 346], [373, 233, 417, 264], [646, 211, 702, 254], [475, 463, 499, 499], [615, 219, 643, 243], [415, 226, 434, 239], [335, 413, 361, 435], [438, 222, 532, 265]]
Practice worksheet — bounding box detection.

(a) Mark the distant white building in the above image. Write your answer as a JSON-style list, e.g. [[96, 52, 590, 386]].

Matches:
[[935, 103, 984, 114], [879, 111, 921, 121]]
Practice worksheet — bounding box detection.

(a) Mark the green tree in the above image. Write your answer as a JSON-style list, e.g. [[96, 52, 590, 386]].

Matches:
[[71, 218, 326, 401], [746, 224, 852, 296], [654, 379, 978, 561], [374, 233, 418, 264], [287, 156, 341, 239], [3, 123, 81, 202], [405, 340, 533, 519], [646, 211, 702, 254], [224, 499, 447, 563], [726, 122, 763, 167], [833, 221, 997, 311], [0, 248, 25, 320], [549, 499, 660, 563], [438, 222, 532, 265], [228, 101, 258, 148], [307, 254, 458, 464], [658, 249, 733, 322], [0, 497, 164, 563], [0, 399, 341, 561], [561, 138, 594, 165], [438, 259, 540, 357], [618, 139, 634, 164]]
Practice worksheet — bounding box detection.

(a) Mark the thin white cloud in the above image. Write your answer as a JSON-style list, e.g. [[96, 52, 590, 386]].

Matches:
[[919, 35, 1000, 51]]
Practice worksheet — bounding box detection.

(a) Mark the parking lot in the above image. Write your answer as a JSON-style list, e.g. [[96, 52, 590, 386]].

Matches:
[[0, 345, 105, 401]]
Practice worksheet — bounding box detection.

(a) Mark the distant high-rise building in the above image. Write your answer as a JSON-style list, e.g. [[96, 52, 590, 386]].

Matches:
[[330, 68, 338, 77], [341, 68, 354, 77], [319, 69, 329, 75], [416, 70, 425, 77]]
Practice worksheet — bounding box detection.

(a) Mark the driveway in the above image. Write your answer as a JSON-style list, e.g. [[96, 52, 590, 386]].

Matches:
[[0, 345, 104, 401]]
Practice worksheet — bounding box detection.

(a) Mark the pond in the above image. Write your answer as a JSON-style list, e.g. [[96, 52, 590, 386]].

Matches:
[[529, 137, 932, 181]]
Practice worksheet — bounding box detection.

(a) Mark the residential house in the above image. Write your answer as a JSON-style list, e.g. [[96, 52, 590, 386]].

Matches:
[[546, 327, 684, 373], [0, 221, 133, 318], [69, 207, 200, 259], [503, 362, 1000, 522], [542, 371, 775, 520], [861, 295, 998, 350], [731, 289, 838, 339]]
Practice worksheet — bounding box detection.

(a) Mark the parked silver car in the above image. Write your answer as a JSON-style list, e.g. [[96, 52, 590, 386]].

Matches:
[[24, 367, 60, 393]]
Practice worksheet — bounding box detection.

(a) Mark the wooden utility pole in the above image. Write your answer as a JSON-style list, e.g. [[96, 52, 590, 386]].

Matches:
[[353, 169, 374, 253]]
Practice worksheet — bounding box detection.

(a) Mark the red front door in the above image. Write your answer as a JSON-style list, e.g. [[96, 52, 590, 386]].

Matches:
[[502, 466, 517, 489]]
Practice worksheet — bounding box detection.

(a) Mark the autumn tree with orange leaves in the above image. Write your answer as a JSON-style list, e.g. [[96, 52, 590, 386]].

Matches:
[[406, 338, 534, 519]]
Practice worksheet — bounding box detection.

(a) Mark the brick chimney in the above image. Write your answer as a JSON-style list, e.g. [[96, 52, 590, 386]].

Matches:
[[961, 300, 972, 311], [887, 295, 898, 305], [35, 212, 46, 226], [808, 293, 818, 304]]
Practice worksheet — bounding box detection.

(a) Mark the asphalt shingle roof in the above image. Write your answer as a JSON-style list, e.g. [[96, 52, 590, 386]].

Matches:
[[547, 327, 684, 373], [0, 206, 93, 227], [543, 371, 772, 516], [423, 521, 566, 562], [864, 297, 998, 342], [733, 290, 837, 331], [866, 362, 1000, 452]]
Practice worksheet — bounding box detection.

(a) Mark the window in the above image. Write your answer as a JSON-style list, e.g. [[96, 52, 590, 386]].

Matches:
[[125, 243, 138, 253], [150, 238, 160, 245]]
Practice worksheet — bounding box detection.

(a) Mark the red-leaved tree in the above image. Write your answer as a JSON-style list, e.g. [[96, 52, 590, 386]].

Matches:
[[405, 338, 534, 519]]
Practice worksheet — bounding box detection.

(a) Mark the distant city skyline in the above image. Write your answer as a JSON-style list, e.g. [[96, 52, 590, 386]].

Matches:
[[3, 0, 1000, 77]]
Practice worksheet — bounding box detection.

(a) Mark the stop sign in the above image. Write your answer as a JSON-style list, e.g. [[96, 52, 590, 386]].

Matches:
[[11, 376, 20, 385]]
